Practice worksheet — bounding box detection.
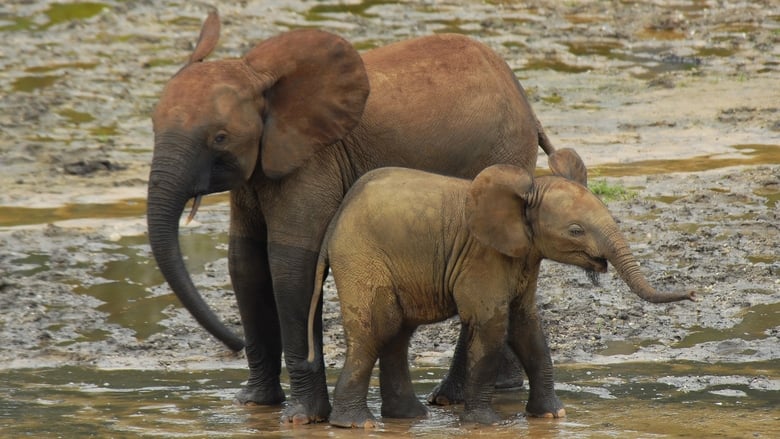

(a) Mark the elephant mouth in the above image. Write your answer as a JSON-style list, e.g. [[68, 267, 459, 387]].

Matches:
[[586, 255, 609, 273]]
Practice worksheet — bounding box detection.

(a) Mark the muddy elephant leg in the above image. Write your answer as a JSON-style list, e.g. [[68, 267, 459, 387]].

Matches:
[[495, 344, 525, 389], [428, 322, 523, 405], [460, 319, 506, 424], [331, 332, 380, 428], [268, 242, 331, 424], [507, 302, 565, 418], [427, 321, 468, 405], [379, 326, 428, 419], [229, 233, 285, 405]]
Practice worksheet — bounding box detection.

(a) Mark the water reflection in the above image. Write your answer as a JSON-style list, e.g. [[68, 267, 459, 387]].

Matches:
[[1, 363, 776, 437], [591, 144, 780, 177], [72, 232, 229, 341]]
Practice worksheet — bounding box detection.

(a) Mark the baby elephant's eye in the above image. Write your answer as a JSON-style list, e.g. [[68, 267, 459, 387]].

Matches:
[[568, 224, 585, 237], [214, 132, 227, 145]]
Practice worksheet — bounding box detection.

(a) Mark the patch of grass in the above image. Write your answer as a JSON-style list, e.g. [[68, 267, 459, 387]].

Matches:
[[542, 93, 564, 104], [589, 179, 637, 201]]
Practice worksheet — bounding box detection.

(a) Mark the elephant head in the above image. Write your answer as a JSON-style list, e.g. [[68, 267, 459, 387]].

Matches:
[[147, 11, 370, 350], [466, 165, 695, 303]]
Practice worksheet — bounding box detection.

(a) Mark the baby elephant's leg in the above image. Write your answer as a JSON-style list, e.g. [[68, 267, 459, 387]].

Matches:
[[427, 322, 468, 406], [460, 319, 507, 424], [507, 303, 565, 418], [330, 335, 380, 428], [331, 284, 404, 428], [379, 326, 428, 419], [428, 327, 523, 406]]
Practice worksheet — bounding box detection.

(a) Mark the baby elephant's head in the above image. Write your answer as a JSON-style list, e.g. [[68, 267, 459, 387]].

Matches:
[[529, 176, 613, 273], [465, 165, 694, 303]]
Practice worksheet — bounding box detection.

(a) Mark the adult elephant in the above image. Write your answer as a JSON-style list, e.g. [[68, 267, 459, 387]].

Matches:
[[147, 11, 583, 423]]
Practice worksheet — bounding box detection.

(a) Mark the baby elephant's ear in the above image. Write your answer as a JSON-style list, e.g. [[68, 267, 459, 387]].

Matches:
[[548, 148, 587, 186], [465, 165, 533, 257]]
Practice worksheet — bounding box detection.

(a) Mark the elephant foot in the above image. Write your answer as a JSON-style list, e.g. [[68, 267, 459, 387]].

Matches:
[[460, 407, 502, 425], [525, 396, 566, 419], [527, 407, 566, 418], [382, 396, 428, 419], [329, 407, 380, 429], [427, 379, 463, 406], [494, 366, 524, 390], [280, 398, 332, 425], [234, 381, 285, 406]]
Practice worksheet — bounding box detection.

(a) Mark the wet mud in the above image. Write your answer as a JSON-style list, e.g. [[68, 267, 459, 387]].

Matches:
[[0, 0, 778, 437]]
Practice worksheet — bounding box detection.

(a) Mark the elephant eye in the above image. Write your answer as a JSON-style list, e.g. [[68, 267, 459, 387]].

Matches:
[[568, 224, 585, 237], [213, 132, 227, 145]]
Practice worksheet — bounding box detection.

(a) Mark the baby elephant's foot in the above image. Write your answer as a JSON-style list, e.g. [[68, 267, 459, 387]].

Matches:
[[382, 396, 429, 419], [525, 396, 566, 419], [330, 407, 380, 429], [426, 380, 464, 406], [460, 407, 502, 425]]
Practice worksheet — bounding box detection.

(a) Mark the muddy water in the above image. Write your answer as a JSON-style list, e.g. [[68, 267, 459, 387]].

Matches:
[[591, 144, 780, 178], [2, 145, 776, 228], [2, 198, 778, 436], [2, 363, 777, 438]]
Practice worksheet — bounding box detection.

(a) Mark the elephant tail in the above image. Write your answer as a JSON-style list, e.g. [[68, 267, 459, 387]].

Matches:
[[536, 116, 557, 156], [307, 239, 329, 363]]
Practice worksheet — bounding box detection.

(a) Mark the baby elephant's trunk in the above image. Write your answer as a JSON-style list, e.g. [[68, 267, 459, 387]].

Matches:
[[603, 227, 696, 303]]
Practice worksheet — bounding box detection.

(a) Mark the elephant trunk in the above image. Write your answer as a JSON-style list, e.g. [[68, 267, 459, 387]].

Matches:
[[147, 143, 245, 351], [601, 226, 695, 303]]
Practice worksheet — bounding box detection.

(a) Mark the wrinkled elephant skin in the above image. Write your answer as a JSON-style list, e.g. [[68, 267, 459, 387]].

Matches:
[[146, 11, 587, 423], [310, 166, 694, 426]]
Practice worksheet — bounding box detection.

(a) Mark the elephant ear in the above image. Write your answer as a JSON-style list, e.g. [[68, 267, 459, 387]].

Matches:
[[548, 147, 587, 186], [245, 30, 370, 179], [465, 165, 533, 258], [188, 11, 220, 65]]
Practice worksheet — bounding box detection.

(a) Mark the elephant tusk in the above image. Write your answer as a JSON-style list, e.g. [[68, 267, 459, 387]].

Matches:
[[185, 195, 202, 225]]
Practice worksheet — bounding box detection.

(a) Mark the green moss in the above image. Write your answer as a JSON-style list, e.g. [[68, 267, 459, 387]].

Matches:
[[1, 2, 106, 32], [542, 93, 564, 104], [58, 108, 95, 125], [589, 179, 637, 201], [12, 75, 60, 92], [44, 2, 106, 29]]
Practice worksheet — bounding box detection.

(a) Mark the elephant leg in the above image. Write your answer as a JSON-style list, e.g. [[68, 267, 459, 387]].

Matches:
[[507, 303, 565, 418], [331, 329, 380, 428], [229, 234, 285, 405], [427, 321, 468, 406], [495, 344, 525, 389], [460, 318, 505, 424], [268, 242, 331, 424], [428, 322, 523, 406], [379, 326, 428, 419]]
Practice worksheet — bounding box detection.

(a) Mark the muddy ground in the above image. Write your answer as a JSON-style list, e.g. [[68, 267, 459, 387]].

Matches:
[[0, 0, 778, 382]]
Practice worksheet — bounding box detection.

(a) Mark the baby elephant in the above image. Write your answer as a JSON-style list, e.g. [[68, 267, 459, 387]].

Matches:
[[307, 165, 694, 428]]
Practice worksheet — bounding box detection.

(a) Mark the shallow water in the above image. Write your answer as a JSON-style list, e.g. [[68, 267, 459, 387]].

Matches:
[[590, 144, 780, 178], [1, 362, 777, 438], [1, 143, 777, 228]]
